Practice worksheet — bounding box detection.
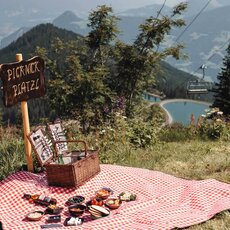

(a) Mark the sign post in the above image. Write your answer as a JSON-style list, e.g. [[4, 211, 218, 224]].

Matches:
[[0, 54, 46, 172], [16, 54, 34, 172]]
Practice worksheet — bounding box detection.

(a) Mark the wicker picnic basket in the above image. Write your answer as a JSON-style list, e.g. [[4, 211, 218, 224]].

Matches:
[[27, 127, 100, 187]]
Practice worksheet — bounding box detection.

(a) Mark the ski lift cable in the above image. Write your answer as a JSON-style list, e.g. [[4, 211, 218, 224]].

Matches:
[[139, 0, 167, 54], [168, 0, 213, 92], [174, 0, 212, 43], [156, 0, 167, 18], [156, 0, 167, 52]]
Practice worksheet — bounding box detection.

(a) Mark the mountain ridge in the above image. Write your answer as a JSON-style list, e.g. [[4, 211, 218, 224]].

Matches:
[[0, 23, 198, 99]]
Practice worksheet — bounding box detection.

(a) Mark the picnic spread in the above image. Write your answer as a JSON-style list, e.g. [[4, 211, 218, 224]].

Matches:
[[0, 164, 230, 230]]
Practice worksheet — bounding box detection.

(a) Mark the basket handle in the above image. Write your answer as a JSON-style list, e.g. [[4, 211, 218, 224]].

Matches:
[[54, 140, 87, 159]]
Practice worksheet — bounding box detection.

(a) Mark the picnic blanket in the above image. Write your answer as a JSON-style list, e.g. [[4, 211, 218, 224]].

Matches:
[[0, 164, 229, 230]]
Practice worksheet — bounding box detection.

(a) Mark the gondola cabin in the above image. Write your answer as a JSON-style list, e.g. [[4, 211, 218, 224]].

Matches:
[[187, 80, 210, 94]]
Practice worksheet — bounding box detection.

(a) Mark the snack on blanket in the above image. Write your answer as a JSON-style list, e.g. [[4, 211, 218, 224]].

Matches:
[[45, 204, 63, 214], [26, 211, 44, 221], [119, 192, 136, 201], [64, 217, 84, 226], [105, 198, 122, 209], [95, 187, 113, 199]]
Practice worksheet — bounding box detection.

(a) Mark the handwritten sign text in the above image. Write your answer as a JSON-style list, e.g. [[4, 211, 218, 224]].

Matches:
[[0, 56, 45, 107]]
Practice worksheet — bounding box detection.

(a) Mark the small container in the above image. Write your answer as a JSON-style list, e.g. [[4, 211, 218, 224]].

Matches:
[[105, 198, 122, 209], [67, 196, 85, 206], [47, 215, 61, 223], [26, 211, 44, 221], [64, 217, 84, 226], [45, 204, 63, 215], [86, 198, 103, 208], [68, 204, 86, 217], [95, 187, 113, 200]]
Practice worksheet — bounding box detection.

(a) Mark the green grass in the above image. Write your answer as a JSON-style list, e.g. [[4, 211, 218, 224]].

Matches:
[[97, 140, 230, 230]]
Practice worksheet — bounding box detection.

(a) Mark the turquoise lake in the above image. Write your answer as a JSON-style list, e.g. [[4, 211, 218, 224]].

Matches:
[[162, 100, 210, 125]]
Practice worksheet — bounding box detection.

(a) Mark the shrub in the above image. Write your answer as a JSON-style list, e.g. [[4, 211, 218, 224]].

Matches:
[[127, 119, 159, 148], [198, 119, 229, 140], [158, 122, 196, 142]]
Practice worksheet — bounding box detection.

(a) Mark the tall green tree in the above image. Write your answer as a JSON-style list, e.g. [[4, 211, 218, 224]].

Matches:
[[212, 43, 230, 115], [36, 6, 120, 132], [86, 5, 120, 69], [110, 2, 187, 116]]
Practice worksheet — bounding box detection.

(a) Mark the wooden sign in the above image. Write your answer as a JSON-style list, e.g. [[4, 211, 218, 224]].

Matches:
[[0, 56, 45, 107]]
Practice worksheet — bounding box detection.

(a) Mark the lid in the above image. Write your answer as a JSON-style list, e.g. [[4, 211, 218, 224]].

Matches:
[[48, 121, 68, 154], [27, 128, 53, 166]]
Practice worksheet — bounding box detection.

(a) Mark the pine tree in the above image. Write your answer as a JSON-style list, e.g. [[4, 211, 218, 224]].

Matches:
[[212, 43, 230, 115]]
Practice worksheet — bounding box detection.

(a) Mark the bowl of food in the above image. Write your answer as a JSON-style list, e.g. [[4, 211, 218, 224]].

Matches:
[[86, 198, 103, 208], [68, 204, 86, 217], [95, 187, 113, 200], [26, 211, 44, 221], [105, 198, 122, 209], [45, 204, 63, 215], [67, 196, 85, 206]]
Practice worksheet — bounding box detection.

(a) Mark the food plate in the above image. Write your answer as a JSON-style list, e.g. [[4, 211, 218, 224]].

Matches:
[[26, 211, 44, 221], [67, 196, 85, 205], [88, 205, 110, 219], [105, 198, 122, 209], [95, 187, 113, 199]]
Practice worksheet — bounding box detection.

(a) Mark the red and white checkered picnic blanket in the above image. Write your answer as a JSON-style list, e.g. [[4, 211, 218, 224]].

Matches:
[[0, 164, 229, 230]]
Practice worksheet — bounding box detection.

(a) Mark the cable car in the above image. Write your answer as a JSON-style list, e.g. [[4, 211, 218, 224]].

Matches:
[[186, 64, 211, 94], [186, 80, 210, 94]]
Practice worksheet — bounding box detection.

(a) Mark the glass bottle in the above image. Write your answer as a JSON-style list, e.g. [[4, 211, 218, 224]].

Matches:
[[58, 154, 64, 164]]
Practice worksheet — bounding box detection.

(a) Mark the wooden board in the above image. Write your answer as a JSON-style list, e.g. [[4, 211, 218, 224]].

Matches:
[[0, 56, 45, 107]]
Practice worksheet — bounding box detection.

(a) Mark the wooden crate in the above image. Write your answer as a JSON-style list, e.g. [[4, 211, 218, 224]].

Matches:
[[27, 128, 100, 187]]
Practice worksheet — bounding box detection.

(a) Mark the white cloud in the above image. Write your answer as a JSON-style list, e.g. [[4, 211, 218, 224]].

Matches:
[[189, 32, 208, 41], [5, 10, 23, 17]]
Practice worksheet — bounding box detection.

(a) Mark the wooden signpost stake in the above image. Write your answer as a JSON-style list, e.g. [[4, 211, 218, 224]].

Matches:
[[16, 54, 34, 172], [0, 53, 45, 172]]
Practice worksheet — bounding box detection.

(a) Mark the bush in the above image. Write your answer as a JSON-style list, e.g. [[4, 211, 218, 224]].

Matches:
[[198, 119, 229, 140], [158, 122, 196, 142], [127, 119, 159, 148]]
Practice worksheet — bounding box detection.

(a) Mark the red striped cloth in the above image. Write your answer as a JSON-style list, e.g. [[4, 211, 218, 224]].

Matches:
[[0, 164, 229, 230]]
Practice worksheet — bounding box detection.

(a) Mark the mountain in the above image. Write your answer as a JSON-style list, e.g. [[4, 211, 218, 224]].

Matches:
[[53, 11, 89, 35], [0, 23, 197, 94], [1, 0, 230, 51], [2, 1, 229, 82], [0, 27, 30, 49], [0, 23, 83, 125], [0, 23, 82, 63], [49, 5, 230, 81]]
